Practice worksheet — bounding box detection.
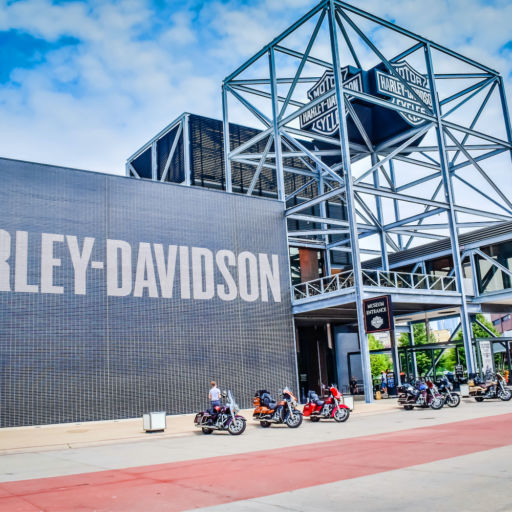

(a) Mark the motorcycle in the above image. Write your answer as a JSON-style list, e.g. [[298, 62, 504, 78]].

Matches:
[[469, 372, 512, 402], [253, 387, 303, 428], [437, 375, 461, 408], [398, 379, 444, 410], [303, 385, 350, 422], [194, 390, 247, 435]]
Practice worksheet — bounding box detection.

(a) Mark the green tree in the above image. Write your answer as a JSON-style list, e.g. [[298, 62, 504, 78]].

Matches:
[[446, 314, 500, 372], [368, 334, 393, 379], [398, 323, 436, 376], [399, 315, 500, 376]]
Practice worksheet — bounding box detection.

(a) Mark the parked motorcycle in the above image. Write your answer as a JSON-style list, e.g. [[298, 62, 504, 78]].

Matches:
[[469, 372, 512, 402], [253, 387, 303, 428], [398, 379, 444, 410], [437, 375, 461, 408], [194, 390, 246, 435], [303, 385, 350, 422]]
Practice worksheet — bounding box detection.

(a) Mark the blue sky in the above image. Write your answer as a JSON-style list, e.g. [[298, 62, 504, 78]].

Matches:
[[0, 0, 511, 174]]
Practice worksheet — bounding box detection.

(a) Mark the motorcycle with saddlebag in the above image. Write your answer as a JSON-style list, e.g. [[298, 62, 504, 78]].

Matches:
[[253, 387, 303, 428], [398, 379, 444, 410], [469, 372, 512, 402], [194, 390, 246, 435], [437, 374, 461, 407], [303, 385, 350, 422]]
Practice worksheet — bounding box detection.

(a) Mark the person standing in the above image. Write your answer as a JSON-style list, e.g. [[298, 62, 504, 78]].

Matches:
[[380, 370, 388, 396], [209, 381, 221, 410], [350, 376, 358, 395]]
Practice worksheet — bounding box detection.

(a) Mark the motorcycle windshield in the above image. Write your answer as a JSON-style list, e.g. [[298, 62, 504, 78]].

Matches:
[[228, 390, 237, 408], [283, 387, 297, 401]]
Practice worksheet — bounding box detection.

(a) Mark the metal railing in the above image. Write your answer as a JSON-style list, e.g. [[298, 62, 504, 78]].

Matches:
[[293, 269, 457, 301]]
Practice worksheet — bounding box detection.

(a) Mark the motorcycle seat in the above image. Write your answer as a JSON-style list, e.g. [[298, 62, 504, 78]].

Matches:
[[315, 400, 324, 406], [261, 393, 277, 410]]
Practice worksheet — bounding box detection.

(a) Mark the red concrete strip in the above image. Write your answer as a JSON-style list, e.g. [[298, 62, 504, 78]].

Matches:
[[1, 413, 512, 512]]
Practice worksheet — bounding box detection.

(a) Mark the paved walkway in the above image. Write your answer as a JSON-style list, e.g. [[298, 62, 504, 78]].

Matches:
[[0, 399, 396, 454], [1, 400, 511, 511]]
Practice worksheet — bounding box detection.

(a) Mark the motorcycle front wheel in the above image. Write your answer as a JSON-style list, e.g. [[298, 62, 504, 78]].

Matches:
[[445, 394, 461, 408], [498, 388, 512, 401], [430, 397, 444, 410], [333, 407, 350, 423], [227, 417, 246, 435], [285, 411, 303, 428]]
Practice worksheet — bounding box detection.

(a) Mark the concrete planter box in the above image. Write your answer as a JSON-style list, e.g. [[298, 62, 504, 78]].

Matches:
[[143, 411, 167, 432], [343, 396, 354, 410]]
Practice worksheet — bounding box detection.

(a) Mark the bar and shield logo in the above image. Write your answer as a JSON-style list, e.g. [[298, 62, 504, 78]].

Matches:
[[299, 67, 363, 136], [299, 60, 432, 140], [363, 295, 394, 333], [374, 61, 432, 126]]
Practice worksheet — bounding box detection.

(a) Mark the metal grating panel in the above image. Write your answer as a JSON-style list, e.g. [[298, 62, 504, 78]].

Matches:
[[0, 157, 296, 427]]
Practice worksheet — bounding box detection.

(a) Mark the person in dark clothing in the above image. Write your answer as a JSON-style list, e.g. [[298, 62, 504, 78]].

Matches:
[[349, 376, 358, 395]]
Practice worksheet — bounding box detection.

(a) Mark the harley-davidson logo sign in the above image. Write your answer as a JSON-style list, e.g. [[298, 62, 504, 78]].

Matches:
[[299, 68, 363, 136], [374, 61, 432, 126], [299, 61, 432, 138], [363, 295, 394, 333]]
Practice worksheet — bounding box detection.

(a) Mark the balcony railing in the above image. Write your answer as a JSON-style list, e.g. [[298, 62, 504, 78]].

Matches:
[[293, 269, 457, 301]]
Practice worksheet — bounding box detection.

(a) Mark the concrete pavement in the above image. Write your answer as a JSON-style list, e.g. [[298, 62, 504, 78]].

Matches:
[[0, 399, 396, 455], [197, 445, 512, 512], [1, 399, 511, 511]]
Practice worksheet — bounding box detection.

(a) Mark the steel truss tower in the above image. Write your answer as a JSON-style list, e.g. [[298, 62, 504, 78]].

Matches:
[[221, 0, 512, 401]]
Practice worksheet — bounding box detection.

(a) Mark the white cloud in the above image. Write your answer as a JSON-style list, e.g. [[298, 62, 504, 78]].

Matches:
[[0, 0, 510, 177]]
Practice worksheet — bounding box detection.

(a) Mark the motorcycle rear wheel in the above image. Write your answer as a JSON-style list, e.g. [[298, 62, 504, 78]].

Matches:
[[309, 416, 321, 422], [286, 411, 303, 428], [333, 407, 350, 423], [260, 420, 271, 428], [430, 398, 444, 410], [445, 394, 461, 408], [498, 389, 512, 401], [475, 397, 485, 402], [202, 427, 213, 434], [403, 405, 414, 410], [228, 417, 246, 435]]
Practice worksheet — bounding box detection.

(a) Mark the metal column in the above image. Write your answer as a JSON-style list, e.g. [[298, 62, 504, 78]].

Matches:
[[318, 171, 332, 276], [269, 47, 286, 202], [498, 76, 512, 164], [151, 142, 157, 181], [183, 114, 191, 187], [390, 329, 401, 386], [222, 84, 232, 192], [409, 322, 418, 380], [424, 43, 477, 374], [371, 153, 389, 270], [328, 0, 373, 403]]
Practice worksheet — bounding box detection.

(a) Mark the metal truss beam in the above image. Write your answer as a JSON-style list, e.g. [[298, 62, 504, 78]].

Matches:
[[285, 186, 346, 216], [334, 0, 498, 75], [220, 0, 512, 402]]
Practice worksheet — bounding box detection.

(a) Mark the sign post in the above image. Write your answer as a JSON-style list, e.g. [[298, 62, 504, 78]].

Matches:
[[363, 295, 394, 334], [478, 340, 494, 376], [363, 295, 401, 387]]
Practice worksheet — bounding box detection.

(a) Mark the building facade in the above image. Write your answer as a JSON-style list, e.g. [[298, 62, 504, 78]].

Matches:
[[0, 158, 296, 427]]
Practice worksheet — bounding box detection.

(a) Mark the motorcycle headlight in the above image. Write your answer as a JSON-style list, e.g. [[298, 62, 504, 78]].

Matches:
[[291, 400, 297, 407], [234, 405, 240, 414]]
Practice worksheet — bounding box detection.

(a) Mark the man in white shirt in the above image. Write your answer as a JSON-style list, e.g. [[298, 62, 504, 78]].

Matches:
[[209, 381, 221, 413]]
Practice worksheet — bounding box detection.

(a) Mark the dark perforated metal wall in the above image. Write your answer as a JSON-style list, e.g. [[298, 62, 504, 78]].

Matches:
[[0, 158, 296, 427]]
